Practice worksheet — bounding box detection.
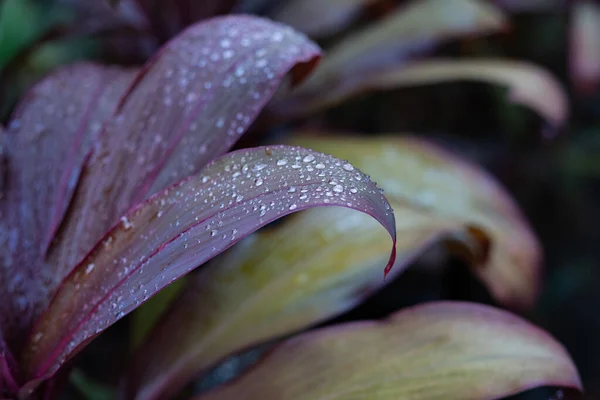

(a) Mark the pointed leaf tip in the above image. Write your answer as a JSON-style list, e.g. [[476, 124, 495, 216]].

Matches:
[[288, 134, 542, 309], [23, 145, 395, 386], [47, 15, 322, 289]]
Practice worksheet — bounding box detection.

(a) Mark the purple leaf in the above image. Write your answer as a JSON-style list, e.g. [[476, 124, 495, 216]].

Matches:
[[20, 146, 396, 390], [0, 64, 135, 348], [135, 0, 239, 40], [0, 330, 18, 396], [46, 15, 321, 290]]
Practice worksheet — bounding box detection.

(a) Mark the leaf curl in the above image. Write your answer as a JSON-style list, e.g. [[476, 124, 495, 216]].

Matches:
[[21, 146, 396, 392]]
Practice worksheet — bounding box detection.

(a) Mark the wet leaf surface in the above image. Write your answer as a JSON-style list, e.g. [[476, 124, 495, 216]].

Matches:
[[0, 64, 135, 347], [21, 146, 396, 392], [45, 15, 321, 308]]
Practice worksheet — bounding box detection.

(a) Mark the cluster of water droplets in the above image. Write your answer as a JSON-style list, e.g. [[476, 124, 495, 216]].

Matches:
[[44, 145, 393, 370], [0, 65, 139, 346], [108, 15, 321, 196]]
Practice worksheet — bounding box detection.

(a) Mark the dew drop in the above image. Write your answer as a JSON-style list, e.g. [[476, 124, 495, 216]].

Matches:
[[342, 163, 354, 171], [315, 163, 325, 169], [302, 154, 315, 163], [276, 158, 288, 166], [120, 216, 133, 230], [85, 263, 95, 275]]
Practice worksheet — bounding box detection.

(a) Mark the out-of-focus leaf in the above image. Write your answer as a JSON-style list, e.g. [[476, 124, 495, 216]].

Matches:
[[288, 135, 541, 308], [21, 146, 396, 393], [0, 125, 6, 196], [122, 134, 540, 399], [0, 330, 18, 396], [493, 0, 567, 12], [57, 0, 149, 33], [130, 276, 187, 349], [290, 0, 506, 96], [270, 0, 376, 38], [0, 64, 135, 348], [123, 203, 413, 400], [0, 0, 45, 69], [69, 369, 114, 400], [135, 0, 238, 40], [277, 59, 568, 130], [570, 1, 600, 95], [196, 302, 582, 400], [45, 16, 321, 296]]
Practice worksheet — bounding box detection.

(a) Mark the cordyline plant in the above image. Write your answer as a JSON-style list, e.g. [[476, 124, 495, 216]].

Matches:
[[0, 12, 582, 400]]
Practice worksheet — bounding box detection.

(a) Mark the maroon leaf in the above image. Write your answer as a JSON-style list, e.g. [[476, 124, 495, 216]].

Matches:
[[0, 330, 18, 396], [135, 0, 239, 41], [21, 146, 396, 391], [45, 16, 321, 291], [58, 0, 149, 33], [0, 64, 135, 348]]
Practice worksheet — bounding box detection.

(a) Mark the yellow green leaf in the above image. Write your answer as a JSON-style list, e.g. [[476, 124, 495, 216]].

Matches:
[[290, 0, 506, 95], [277, 59, 567, 129], [195, 302, 581, 400], [123, 134, 540, 399], [288, 134, 542, 308]]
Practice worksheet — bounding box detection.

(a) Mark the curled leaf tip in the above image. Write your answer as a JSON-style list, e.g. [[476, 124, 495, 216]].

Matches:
[[23, 145, 396, 385]]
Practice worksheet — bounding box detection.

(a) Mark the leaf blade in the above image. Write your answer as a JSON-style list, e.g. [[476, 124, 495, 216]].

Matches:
[[270, 0, 374, 38], [570, 1, 600, 95], [46, 15, 321, 298], [285, 0, 506, 97], [22, 146, 396, 387], [122, 133, 541, 399], [124, 205, 417, 400], [0, 64, 135, 347], [195, 302, 582, 400], [276, 59, 568, 130], [288, 134, 541, 308]]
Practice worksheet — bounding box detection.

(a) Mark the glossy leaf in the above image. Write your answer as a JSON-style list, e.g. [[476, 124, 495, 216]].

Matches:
[[288, 0, 506, 97], [287, 135, 541, 308], [124, 204, 414, 400], [270, 0, 374, 38], [45, 16, 321, 293], [122, 134, 540, 399], [0, 64, 135, 346], [196, 302, 582, 400], [276, 59, 568, 130], [21, 146, 396, 390], [570, 1, 600, 95]]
